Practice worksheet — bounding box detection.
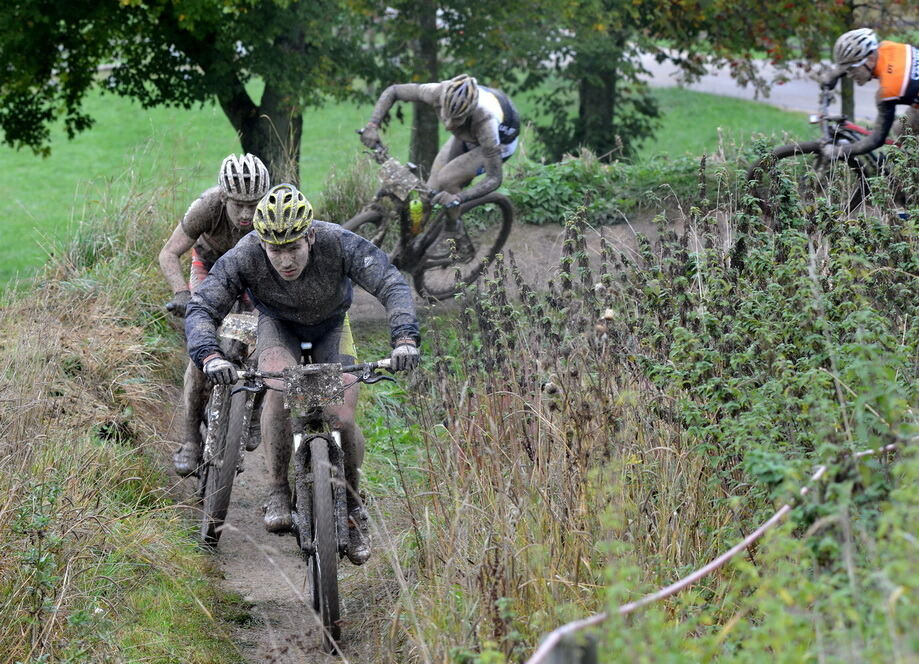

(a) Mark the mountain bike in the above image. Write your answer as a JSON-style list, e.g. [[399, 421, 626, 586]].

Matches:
[[164, 298, 259, 546], [344, 137, 514, 300], [234, 356, 396, 653], [197, 312, 259, 546], [746, 86, 893, 218]]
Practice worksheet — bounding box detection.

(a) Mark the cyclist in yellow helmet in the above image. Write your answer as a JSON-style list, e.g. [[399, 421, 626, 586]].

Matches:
[[822, 28, 919, 161], [160, 153, 270, 478], [360, 73, 520, 253], [185, 184, 420, 565]]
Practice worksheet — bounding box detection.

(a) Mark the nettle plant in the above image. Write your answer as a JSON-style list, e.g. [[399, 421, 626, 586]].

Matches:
[[391, 156, 917, 661]]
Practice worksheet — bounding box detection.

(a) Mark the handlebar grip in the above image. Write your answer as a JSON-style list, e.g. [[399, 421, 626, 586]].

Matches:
[[376, 358, 392, 370]]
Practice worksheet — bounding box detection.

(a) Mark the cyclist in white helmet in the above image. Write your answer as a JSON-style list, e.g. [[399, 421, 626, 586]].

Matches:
[[823, 28, 919, 160], [159, 153, 270, 477], [360, 74, 520, 253]]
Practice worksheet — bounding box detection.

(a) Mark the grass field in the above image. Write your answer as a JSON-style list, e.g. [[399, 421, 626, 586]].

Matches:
[[0, 85, 809, 284]]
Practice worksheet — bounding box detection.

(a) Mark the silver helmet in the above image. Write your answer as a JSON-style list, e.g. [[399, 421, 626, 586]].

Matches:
[[833, 28, 879, 68], [219, 153, 270, 202]]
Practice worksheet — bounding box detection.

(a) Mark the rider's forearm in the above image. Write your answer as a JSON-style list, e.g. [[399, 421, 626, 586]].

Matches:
[[185, 259, 244, 368], [159, 249, 189, 294], [368, 84, 425, 126], [838, 103, 896, 157]]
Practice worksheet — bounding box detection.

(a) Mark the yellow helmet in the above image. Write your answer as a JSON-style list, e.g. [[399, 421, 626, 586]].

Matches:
[[253, 184, 314, 245]]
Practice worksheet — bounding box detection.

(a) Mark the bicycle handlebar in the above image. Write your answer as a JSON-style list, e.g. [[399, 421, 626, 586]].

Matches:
[[237, 358, 393, 382], [356, 128, 462, 208]]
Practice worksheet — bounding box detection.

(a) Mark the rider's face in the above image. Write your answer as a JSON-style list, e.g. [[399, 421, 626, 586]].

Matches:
[[848, 53, 877, 86], [262, 232, 314, 281], [226, 198, 259, 231], [442, 111, 470, 133]]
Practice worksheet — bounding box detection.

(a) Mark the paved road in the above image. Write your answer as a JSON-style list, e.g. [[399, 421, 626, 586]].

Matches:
[[638, 54, 879, 123]]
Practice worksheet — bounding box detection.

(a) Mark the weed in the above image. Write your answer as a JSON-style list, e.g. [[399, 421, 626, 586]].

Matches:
[[384, 148, 917, 660]]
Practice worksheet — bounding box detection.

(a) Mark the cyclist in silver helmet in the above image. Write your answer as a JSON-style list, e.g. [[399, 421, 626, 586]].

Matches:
[[822, 28, 919, 161], [159, 153, 270, 477], [360, 74, 520, 255]]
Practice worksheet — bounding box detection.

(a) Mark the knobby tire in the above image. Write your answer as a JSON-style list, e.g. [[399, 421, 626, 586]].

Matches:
[[413, 191, 514, 300], [199, 388, 246, 546], [309, 436, 341, 650], [343, 206, 389, 248]]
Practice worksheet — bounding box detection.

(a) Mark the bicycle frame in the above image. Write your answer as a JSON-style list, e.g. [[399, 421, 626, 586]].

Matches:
[[236, 358, 394, 551], [809, 88, 890, 176], [358, 145, 451, 269]]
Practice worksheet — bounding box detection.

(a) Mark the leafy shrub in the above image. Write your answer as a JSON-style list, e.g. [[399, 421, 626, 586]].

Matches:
[[387, 154, 918, 661], [504, 148, 704, 225]]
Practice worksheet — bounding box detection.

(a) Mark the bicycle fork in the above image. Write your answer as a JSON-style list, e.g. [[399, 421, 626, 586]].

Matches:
[[291, 427, 349, 558]]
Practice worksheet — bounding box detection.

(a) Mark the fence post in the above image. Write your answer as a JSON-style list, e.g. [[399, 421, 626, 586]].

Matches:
[[543, 633, 598, 664]]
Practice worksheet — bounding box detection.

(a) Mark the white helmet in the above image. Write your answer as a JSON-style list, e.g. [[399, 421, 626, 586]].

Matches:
[[219, 153, 270, 202], [833, 28, 879, 68]]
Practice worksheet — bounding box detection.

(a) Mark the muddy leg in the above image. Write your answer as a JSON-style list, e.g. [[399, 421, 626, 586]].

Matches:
[[260, 346, 295, 532], [326, 374, 364, 511], [174, 360, 210, 476]]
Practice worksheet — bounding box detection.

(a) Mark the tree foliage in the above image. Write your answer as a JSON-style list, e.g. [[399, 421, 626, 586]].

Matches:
[[0, 0, 373, 180]]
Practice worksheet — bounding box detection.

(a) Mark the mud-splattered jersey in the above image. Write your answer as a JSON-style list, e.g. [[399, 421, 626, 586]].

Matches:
[[184, 222, 420, 368], [180, 186, 248, 266]]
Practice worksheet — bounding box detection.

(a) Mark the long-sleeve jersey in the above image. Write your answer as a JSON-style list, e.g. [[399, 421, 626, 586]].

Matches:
[[841, 40, 919, 157], [369, 81, 519, 202], [180, 186, 249, 266], [185, 222, 420, 368]]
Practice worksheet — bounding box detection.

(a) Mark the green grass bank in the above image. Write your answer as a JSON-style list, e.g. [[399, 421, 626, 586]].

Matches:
[[1, 86, 811, 285]]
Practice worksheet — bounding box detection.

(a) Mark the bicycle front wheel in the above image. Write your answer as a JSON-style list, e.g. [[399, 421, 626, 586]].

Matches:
[[343, 205, 389, 248], [198, 387, 246, 546], [747, 140, 870, 220], [308, 436, 341, 650], [413, 192, 514, 300]]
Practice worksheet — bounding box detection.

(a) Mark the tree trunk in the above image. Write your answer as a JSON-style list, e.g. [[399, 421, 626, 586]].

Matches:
[[217, 81, 303, 187], [409, 0, 439, 177], [841, 78, 855, 120], [840, 0, 856, 119], [576, 60, 618, 159]]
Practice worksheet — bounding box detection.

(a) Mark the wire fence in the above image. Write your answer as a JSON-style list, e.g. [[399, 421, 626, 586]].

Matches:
[[525, 443, 901, 664]]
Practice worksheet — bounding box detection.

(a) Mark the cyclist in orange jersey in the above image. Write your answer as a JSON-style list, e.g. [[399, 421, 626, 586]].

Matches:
[[823, 28, 919, 161]]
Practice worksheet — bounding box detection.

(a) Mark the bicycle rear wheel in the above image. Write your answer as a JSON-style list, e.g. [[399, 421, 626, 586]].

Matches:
[[413, 192, 514, 300], [308, 436, 341, 650], [198, 387, 246, 546]]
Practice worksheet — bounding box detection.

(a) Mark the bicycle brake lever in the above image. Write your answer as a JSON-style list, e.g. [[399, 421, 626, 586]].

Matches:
[[231, 384, 261, 396], [361, 370, 396, 385]]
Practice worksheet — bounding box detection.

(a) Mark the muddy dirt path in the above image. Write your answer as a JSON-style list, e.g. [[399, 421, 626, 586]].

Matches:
[[166, 218, 657, 662]]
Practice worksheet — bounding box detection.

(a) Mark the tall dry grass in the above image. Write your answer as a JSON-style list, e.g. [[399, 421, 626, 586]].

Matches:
[[0, 171, 238, 662]]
